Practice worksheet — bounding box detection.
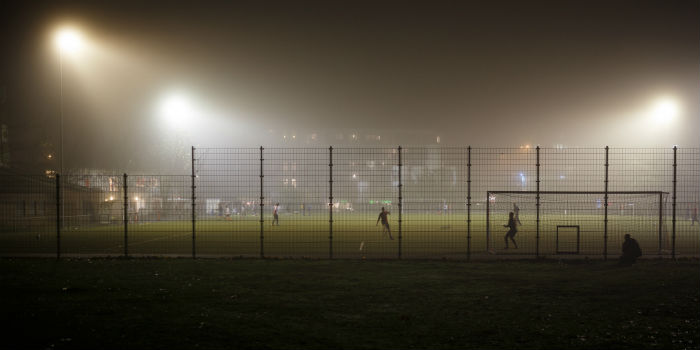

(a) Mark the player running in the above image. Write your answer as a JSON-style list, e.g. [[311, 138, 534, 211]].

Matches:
[[503, 211, 518, 249], [376, 207, 394, 240], [513, 203, 522, 225], [692, 206, 698, 226], [272, 203, 280, 226]]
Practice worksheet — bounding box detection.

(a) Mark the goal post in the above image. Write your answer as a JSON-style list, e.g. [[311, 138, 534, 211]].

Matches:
[[486, 191, 669, 257]]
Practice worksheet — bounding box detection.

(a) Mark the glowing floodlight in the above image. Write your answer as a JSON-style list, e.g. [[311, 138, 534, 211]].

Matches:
[[158, 92, 194, 129], [649, 97, 680, 125], [55, 28, 84, 55]]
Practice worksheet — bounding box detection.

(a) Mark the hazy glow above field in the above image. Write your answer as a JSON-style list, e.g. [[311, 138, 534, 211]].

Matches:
[[54, 27, 84, 55], [158, 91, 195, 130], [649, 97, 680, 125]]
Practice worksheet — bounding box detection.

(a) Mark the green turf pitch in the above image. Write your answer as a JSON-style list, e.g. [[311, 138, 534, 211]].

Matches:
[[1, 213, 698, 258]]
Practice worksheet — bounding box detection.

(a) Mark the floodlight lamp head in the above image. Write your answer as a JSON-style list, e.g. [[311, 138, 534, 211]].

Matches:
[[55, 28, 83, 55]]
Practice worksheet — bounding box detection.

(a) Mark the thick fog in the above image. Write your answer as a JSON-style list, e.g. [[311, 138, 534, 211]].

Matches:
[[1, 0, 698, 173]]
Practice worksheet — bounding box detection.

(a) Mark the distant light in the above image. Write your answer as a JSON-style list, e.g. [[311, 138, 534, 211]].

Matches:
[[54, 28, 84, 55], [47, 154, 53, 159], [158, 92, 193, 129], [525, 144, 531, 149], [559, 175, 565, 179], [134, 196, 139, 201], [352, 173, 357, 179], [436, 136, 441, 144], [650, 97, 680, 125], [109, 196, 114, 201]]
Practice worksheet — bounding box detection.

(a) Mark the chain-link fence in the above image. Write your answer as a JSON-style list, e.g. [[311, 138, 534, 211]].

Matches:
[[1, 146, 698, 259]]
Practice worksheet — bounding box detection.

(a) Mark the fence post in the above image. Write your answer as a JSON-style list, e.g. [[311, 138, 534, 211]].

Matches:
[[467, 146, 471, 261], [486, 191, 490, 252], [123, 173, 128, 257], [536, 146, 540, 258], [603, 146, 609, 261], [191, 146, 196, 259], [398, 146, 403, 259], [329, 146, 334, 259], [56, 174, 61, 259], [672, 146, 677, 259], [658, 192, 663, 255], [260, 146, 265, 258]]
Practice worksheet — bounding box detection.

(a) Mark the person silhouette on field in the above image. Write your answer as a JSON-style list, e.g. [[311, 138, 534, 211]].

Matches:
[[503, 212, 518, 249], [272, 203, 280, 226], [376, 207, 393, 240], [620, 234, 642, 265], [513, 203, 522, 225]]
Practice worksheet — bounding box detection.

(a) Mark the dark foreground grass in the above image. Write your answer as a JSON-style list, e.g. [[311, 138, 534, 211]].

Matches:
[[0, 259, 698, 350]]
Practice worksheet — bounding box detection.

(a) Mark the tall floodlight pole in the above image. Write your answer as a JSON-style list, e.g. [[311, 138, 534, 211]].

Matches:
[[59, 49, 65, 227], [55, 28, 83, 172], [59, 49, 64, 177], [54, 27, 83, 227]]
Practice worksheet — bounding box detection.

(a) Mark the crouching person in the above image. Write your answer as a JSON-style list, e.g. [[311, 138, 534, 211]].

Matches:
[[620, 234, 642, 265]]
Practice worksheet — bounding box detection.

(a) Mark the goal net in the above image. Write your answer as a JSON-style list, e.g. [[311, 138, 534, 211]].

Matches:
[[486, 191, 669, 256]]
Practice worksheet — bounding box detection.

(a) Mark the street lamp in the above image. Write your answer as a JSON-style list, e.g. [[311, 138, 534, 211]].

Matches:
[[53, 27, 84, 176]]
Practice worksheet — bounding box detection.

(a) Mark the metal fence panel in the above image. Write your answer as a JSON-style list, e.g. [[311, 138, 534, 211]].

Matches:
[[195, 148, 260, 257], [0, 146, 697, 259], [60, 175, 124, 257], [0, 175, 57, 256]]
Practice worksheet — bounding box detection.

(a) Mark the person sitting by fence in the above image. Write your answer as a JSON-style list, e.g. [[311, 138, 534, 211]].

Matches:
[[620, 234, 642, 265]]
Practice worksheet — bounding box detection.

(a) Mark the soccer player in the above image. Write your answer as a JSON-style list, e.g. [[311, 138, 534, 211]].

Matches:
[[513, 203, 522, 225], [272, 203, 280, 226], [691, 206, 698, 226], [503, 211, 518, 249], [376, 207, 393, 240], [620, 234, 642, 265]]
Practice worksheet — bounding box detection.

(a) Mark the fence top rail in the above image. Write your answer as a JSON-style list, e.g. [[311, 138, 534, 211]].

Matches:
[[194, 146, 699, 150], [488, 190, 669, 195]]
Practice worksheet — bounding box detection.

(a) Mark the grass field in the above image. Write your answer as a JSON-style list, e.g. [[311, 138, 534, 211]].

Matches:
[[0, 258, 698, 349], [1, 213, 698, 258]]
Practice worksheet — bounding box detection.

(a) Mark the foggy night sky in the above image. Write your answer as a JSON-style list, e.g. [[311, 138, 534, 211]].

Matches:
[[1, 0, 698, 172]]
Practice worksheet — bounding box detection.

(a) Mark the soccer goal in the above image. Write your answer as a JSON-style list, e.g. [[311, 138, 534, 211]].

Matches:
[[485, 191, 669, 257]]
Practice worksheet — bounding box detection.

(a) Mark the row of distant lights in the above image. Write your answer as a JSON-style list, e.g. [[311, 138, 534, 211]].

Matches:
[[284, 174, 359, 185], [104, 196, 139, 202], [283, 134, 358, 140]]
